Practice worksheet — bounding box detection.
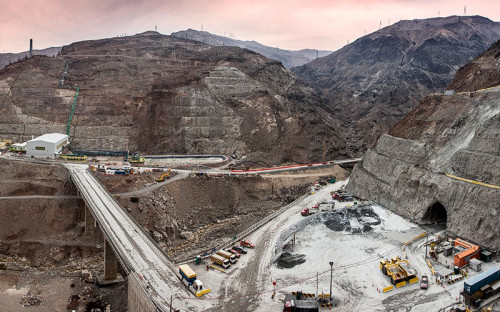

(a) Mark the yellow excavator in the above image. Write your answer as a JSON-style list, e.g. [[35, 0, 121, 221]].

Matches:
[[156, 169, 172, 182]]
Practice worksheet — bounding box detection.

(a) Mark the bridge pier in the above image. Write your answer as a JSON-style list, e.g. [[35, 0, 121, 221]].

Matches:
[[104, 238, 118, 280], [84, 205, 96, 236]]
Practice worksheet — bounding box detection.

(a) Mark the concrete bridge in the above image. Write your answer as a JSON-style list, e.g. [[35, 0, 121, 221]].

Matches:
[[65, 164, 190, 311]]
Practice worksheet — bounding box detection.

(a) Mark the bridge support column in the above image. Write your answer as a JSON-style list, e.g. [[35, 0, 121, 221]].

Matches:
[[84, 205, 95, 236], [104, 239, 118, 280]]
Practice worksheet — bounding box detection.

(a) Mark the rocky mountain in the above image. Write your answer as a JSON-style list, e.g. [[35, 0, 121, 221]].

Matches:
[[293, 16, 500, 153], [0, 31, 344, 164], [0, 46, 61, 70], [347, 40, 500, 250], [171, 29, 332, 69]]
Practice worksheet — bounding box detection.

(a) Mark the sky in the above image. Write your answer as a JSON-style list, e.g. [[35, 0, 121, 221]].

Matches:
[[1, 0, 500, 53]]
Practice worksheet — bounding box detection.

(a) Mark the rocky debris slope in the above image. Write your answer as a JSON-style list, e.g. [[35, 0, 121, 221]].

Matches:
[[0, 31, 343, 163], [293, 16, 500, 153], [171, 29, 332, 69], [0, 160, 99, 267], [347, 41, 500, 250]]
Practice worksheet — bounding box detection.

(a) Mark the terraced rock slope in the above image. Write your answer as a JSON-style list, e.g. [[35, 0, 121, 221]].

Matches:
[[347, 40, 500, 250], [0, 31, 344, 163]]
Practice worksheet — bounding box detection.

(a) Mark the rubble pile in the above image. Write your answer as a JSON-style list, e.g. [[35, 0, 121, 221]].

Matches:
[[19, 293, 43, 307]]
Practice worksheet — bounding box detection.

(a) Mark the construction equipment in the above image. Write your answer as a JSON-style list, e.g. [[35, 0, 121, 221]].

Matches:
[[156, 169, 172, 182], [216, 250, 237, 264], [454, 238, 480, 267], [60, 154, 87, 161], [380, 257, 418, 285], [178, 264, 211, 297], [127, 152, 145, 164], [210, 254, 230, 269], [0, 139, 12, 149]]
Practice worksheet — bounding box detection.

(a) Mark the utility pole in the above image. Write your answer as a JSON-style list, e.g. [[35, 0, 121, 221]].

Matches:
[[329, 261, 334, 299], [316, 272, 319, 298], [425, 228, 428, 258]]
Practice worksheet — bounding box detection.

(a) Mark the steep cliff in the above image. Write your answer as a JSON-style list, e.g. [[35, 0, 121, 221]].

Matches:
[[293, 16, 500, 153], [0, 31, 344, 163], [347, 40, 500, 250]]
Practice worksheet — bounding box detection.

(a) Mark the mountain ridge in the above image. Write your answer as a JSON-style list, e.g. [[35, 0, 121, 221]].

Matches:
[[292, 15, 500, 154], [171, 29, 332, 68]]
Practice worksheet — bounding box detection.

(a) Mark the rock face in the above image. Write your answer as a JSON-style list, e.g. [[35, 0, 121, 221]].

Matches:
[[171, 29, 332, 69], [293, 16, 500, 153], [0, 31, 344, 163], [347, 41, 500, 250]]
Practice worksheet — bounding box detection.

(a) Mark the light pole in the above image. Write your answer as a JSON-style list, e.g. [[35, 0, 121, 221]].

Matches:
[[329, 261, 334, 299]]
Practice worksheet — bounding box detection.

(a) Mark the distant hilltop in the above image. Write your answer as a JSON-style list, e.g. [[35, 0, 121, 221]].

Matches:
[[171, 29, 332, 68], [0, 47, 62, 70]]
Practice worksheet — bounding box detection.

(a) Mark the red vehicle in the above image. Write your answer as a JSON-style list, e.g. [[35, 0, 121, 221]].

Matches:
[[227, 249, 241, 258], [240, 240, 255, 249], [301, 208, 314, 216]]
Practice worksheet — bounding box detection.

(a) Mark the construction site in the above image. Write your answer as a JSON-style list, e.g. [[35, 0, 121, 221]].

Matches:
[[0, 17, 499, 312], [0, 137, 498, 312]]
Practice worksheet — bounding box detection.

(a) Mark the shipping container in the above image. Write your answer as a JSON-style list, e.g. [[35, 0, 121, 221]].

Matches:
[[464, 267, 500, 296]]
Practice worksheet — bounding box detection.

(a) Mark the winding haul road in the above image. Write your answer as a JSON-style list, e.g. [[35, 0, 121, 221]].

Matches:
[[64, 164, 190, 311]]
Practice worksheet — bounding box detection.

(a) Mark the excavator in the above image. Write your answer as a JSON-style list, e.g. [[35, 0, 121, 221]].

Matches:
[[156, 169, 172, 182]]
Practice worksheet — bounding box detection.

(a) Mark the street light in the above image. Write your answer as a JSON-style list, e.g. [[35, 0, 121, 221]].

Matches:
[[329, 261, 334, 299]]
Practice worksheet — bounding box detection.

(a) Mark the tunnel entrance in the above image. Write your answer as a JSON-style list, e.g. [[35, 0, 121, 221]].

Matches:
[[422, 201, 447, 226]]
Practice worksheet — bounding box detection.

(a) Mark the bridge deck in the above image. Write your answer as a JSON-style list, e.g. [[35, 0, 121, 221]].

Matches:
[[65, 164, 189, 310]]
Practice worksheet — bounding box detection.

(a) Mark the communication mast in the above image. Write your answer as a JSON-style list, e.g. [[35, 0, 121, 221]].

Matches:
[[464, 5, 467, 15]]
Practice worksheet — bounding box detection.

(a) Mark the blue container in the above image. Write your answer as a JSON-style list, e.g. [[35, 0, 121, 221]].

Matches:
[[464, 266, 500, 295]]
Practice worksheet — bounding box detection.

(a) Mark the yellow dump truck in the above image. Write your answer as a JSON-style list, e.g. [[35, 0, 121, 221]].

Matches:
[[380, 257, 418, 285], [216, 250, 237, 264], [210, 254, 230, 269]]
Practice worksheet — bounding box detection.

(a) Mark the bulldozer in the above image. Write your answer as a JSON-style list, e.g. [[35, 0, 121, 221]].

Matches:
[[126, 152, 145, 164]]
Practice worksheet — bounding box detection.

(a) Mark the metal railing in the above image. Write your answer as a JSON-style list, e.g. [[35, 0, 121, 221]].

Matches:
[[174, 193, 309, 264]]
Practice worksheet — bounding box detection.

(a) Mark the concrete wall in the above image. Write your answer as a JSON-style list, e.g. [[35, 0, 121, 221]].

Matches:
[[127, 273, 160, 312]]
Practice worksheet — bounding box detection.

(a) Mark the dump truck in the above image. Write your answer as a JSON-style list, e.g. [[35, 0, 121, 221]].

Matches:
[[178, 264, 211, 297], [397, 259, 417, 280], [380, 258, 407, 285], [210, 254, 230, 269], [216, 250, 237, 264]]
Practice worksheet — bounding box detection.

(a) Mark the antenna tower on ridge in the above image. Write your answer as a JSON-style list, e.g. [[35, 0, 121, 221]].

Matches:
[[464, 5, 466, 15]]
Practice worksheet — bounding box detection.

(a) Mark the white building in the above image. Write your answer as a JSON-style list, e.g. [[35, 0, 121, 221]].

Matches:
[[26, 133, 69, 159]]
